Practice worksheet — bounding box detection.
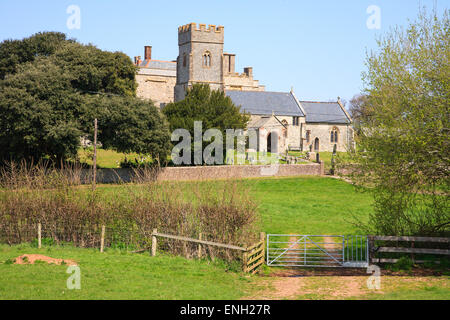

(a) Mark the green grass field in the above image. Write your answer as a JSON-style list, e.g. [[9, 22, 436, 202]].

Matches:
[[78, 148, 141, 168], [318, 152, 351, 171], [0, 245, 252, 300], [248, 176, 371, 235], [1, 176, 448, 300]]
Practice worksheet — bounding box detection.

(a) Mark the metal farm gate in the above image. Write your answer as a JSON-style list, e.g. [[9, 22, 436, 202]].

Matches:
[[266, 234, 369, 268]]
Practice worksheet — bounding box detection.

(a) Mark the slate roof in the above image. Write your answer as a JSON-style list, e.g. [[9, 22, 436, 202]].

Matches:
[[138, 59, 176, 70], [300, 101, 351, 124], [248, 116, 285, 129], [248, 117, 272, 128], [226, 91, 304, 117]]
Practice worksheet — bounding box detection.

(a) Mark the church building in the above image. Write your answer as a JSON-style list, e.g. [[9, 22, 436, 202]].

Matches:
[[134, 23, 354, 153]]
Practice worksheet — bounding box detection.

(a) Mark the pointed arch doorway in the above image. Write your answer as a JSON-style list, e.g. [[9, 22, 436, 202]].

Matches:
[[267, 132, 279, 153], [314, 137, 319, 152]]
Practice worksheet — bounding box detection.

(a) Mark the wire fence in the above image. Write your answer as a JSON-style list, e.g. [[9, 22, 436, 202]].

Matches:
[[0, 222, 259, 264]]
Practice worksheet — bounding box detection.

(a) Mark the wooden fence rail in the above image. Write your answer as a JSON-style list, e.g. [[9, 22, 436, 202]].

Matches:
[[152, 230, 247, 251], [369, 235, 450, 264], [151, 229, 265, 273], [30, 223, 267, 273], [372, 236, 450, 243]]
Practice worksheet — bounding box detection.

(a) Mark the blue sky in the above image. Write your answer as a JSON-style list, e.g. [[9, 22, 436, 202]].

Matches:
[[0, 0, 447, 103]]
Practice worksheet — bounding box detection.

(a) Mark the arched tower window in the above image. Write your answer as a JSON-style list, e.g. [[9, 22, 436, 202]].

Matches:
[[183, 53, 187, 67], [203, 51, 211, 68]]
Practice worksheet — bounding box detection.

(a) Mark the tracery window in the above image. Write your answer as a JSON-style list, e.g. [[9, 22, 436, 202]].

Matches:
[[330, 127, 338, 143], [203, 51, 211, 67]]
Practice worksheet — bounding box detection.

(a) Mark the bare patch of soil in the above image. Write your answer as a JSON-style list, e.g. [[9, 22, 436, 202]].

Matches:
[[327, 276, 374, 297], [243, 277, 306, 300], [243, 276, 373, 300], [14, 254, 77, 266]]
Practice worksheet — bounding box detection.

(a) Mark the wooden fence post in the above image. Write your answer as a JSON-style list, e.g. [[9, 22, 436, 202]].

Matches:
[[260, 232, 266, 263], [100, 225, 105, 253], [151, 228, 157, 257], [197, 233, 202, 259], [243, 251, 248, 273], [38, 223, 42, 249]]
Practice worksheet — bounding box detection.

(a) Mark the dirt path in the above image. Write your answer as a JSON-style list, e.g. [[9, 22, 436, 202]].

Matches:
[[243, 267, 449, 300], [243, 275, 369, 300]]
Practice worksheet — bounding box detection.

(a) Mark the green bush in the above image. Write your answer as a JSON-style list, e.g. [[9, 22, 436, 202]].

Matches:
[[0, 161, 259, 262], [391, 256, 414, 271]]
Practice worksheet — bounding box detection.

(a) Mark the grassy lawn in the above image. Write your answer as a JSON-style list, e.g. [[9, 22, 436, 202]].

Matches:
[[0, 244, 253, 300], [78, 148, 141, 168], [1, 176, 448, 300], [2, 243, 447, 300], [248, 176, 371, 235], [357, 277, 450, 300], [316, 152, 351, 172]]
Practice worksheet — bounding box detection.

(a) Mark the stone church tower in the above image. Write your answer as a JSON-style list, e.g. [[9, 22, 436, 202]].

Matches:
[[174, 23, 225, 101], [134, 23, 353, 153], [135, 23, 264, 107]]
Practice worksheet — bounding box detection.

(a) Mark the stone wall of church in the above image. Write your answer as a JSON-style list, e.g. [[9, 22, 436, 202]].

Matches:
[[224, 74, 265, 91], [136, 73, 176, 108], [246, 115, 306, 153], [276, 115, 305, 151], [304, 123, 354, 152], [255, 126, 287, 154]]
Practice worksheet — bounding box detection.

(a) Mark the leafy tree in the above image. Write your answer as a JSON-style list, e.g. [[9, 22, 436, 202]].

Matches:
[[162, 84, 250, 165], [348, 94, 371, 135], [0, 32, 70, 80], [93, 95, 170, 163], [347, 9, 449, 236], [163, 84, 249, 133], [0, 32, 170, 163], [51, 42, 137, 96]]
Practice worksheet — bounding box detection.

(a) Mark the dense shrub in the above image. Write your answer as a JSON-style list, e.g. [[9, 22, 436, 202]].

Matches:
[[0, 162, 259, 261]]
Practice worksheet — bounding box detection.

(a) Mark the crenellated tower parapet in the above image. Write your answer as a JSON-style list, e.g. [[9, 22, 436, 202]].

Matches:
[[178, 23, 224, 46]]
